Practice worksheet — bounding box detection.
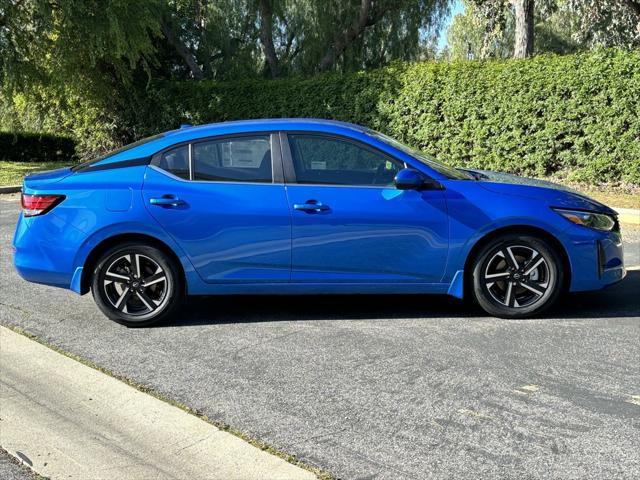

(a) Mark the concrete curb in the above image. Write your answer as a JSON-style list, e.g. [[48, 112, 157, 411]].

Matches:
[[0, 185, 21, 194], [614, 207, 640, 226], [0, 326, 317, 480]]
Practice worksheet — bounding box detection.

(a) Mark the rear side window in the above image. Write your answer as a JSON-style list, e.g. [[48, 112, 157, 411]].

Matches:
[[193, 135, 272, 183], [156, 145, 190, 180], [288, 134, 403, 186]]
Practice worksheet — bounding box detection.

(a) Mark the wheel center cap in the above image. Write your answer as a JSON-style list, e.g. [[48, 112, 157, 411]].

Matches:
[[513, 273, 521, 280], [132, 282, 139, 288]]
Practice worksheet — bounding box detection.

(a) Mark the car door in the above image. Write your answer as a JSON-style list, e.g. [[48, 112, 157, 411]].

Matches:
[[282, 132, 448, 284], [142, 133, 291, 283]]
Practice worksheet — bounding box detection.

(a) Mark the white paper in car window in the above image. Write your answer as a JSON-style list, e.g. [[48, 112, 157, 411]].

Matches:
[[222, 139, 269, 168], [310, 161, 327, 170]]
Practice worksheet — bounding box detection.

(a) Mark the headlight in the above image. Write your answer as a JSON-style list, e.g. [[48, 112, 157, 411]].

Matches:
[[553, 208, 616, 231]]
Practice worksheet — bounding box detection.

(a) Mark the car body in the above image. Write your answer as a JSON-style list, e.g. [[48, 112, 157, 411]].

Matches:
[[13, 119, 625, 325]]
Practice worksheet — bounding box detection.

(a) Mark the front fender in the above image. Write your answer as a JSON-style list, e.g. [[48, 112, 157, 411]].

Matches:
[[452, 216, 572, 277], [441, 182, 577, 291]]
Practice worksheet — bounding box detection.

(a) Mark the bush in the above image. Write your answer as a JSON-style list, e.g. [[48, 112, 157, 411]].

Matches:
[[132, 49, 639, 186], [0, 132, 77, 163], [5, 48, 639, 185]]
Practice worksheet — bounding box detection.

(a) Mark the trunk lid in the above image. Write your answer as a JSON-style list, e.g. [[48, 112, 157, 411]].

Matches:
[[22, 167, 73, 191]]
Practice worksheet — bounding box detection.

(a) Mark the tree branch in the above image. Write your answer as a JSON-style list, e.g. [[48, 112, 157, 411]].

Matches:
[[317, 0, 402, 72], [161, 21, 204, 80]]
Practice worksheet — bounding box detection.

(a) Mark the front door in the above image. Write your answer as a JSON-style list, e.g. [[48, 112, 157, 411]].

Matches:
[[283, 133, 448, 283], [142, 133, 291, 283]]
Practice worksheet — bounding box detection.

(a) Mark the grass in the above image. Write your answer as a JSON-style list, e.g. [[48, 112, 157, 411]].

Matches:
[[572, 186, 639, 210], [0, 161, 72, 186]]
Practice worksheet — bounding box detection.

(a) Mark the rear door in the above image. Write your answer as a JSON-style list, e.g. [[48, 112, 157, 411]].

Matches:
[[142, 133, 291, 283], [282, 132, 449, 283]]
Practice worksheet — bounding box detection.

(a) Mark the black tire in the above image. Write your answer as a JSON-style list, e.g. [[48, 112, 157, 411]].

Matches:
[[471, 234, 564, 318], [91, 242, 183, 327]]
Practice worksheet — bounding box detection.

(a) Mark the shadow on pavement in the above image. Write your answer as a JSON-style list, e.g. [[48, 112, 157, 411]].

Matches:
[[162, 270, 639, 327], [554, 269, 640, 319]]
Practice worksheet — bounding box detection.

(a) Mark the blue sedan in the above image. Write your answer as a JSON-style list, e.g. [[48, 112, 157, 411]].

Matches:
[[13, 119, 625, 326]]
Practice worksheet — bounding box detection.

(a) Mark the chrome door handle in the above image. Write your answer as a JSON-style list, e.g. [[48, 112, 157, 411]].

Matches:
[[149, 196, 185, 207]]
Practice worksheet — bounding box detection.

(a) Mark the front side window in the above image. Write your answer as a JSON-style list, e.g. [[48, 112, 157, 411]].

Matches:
[[366, 130, 474, 180], [288, 134, 404, 186], [193, 135, 272, 182]]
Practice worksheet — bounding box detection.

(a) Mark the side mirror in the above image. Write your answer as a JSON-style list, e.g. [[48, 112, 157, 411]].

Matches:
[[394, 168, 431, 190], [394, 168, 423, 190]]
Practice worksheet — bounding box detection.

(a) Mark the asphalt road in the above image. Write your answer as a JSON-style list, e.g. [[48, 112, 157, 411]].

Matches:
[[1, 194, 639, 480], [0, 449, 34, 480]]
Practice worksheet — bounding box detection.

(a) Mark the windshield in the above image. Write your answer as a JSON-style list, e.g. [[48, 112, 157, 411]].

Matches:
[[366, 130, 473, 180], [71, 133, 165, 171]]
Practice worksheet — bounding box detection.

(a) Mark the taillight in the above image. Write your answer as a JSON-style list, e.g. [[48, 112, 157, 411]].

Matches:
[[21, 194, 65, 217]]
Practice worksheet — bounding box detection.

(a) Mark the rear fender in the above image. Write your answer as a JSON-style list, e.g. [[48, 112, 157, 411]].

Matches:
[[70, 222, 204, 295]]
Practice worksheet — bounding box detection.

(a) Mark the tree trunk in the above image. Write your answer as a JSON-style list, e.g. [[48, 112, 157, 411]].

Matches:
[[317, 0, 373, 72], [161, 22, 204, 80], [257, 0, 279, 78], [512, 0, 534, 58]]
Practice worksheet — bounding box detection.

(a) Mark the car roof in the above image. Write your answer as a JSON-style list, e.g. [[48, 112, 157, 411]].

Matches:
[[164, 118, 369, 139], [93, 118, 372, 166]]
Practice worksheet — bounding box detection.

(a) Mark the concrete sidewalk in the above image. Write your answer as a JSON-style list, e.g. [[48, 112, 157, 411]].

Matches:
[[615, 207, 640, 225], [0, 326, 316, 480]]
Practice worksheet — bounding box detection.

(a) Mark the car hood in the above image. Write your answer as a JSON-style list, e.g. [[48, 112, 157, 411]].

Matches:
[[464, 169, 617, 216]]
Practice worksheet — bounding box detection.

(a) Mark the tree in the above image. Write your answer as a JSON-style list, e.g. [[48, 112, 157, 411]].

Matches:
[[317, 0, 409, 72], [446, 0, 640, 60], [446, 0, 512, 60], [565, 0, 640, 47], [512, 0, 534, 57], [251, 0, 451, 77], [1, 0, 162, 88]]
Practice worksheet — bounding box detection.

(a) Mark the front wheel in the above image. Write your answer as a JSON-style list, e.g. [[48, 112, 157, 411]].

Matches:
[[471, 234, 564, 318], [91, 243, 183, 327]]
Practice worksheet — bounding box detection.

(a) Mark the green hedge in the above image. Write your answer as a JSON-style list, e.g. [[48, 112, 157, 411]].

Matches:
[[5, 49, 639, 185], [0, 132, 77, 163], [133, 49, 639, 185]]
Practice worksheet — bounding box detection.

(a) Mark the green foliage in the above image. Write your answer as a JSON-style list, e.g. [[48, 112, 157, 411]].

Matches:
[[445, 0, 640, 60], [129, 48, 639, 185], [0, 132, 77, 163], [446, 0, 514, 60], [4, 49, 639, 186], [0, 0, 162, 89]]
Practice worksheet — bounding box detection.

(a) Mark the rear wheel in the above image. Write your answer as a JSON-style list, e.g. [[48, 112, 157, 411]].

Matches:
[[91, 243, 183, 327], [471, 234, 564, 318]]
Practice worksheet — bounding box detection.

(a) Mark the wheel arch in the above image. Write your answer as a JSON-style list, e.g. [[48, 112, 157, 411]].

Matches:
[[462, 225, 572, 297], [80, 233, 186, 295]]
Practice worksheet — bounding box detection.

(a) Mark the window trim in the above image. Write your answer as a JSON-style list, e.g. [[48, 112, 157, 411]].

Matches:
[[150, 132, 284, 184], [280, 131, 408, 188]]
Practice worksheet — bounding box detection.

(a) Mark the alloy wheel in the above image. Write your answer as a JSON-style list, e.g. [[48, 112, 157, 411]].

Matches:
[[482, 245, 551, 309], [102, 253, 170, 316]]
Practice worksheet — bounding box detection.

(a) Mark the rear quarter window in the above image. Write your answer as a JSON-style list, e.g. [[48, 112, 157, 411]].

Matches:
[[152, 145, 190, 179]]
